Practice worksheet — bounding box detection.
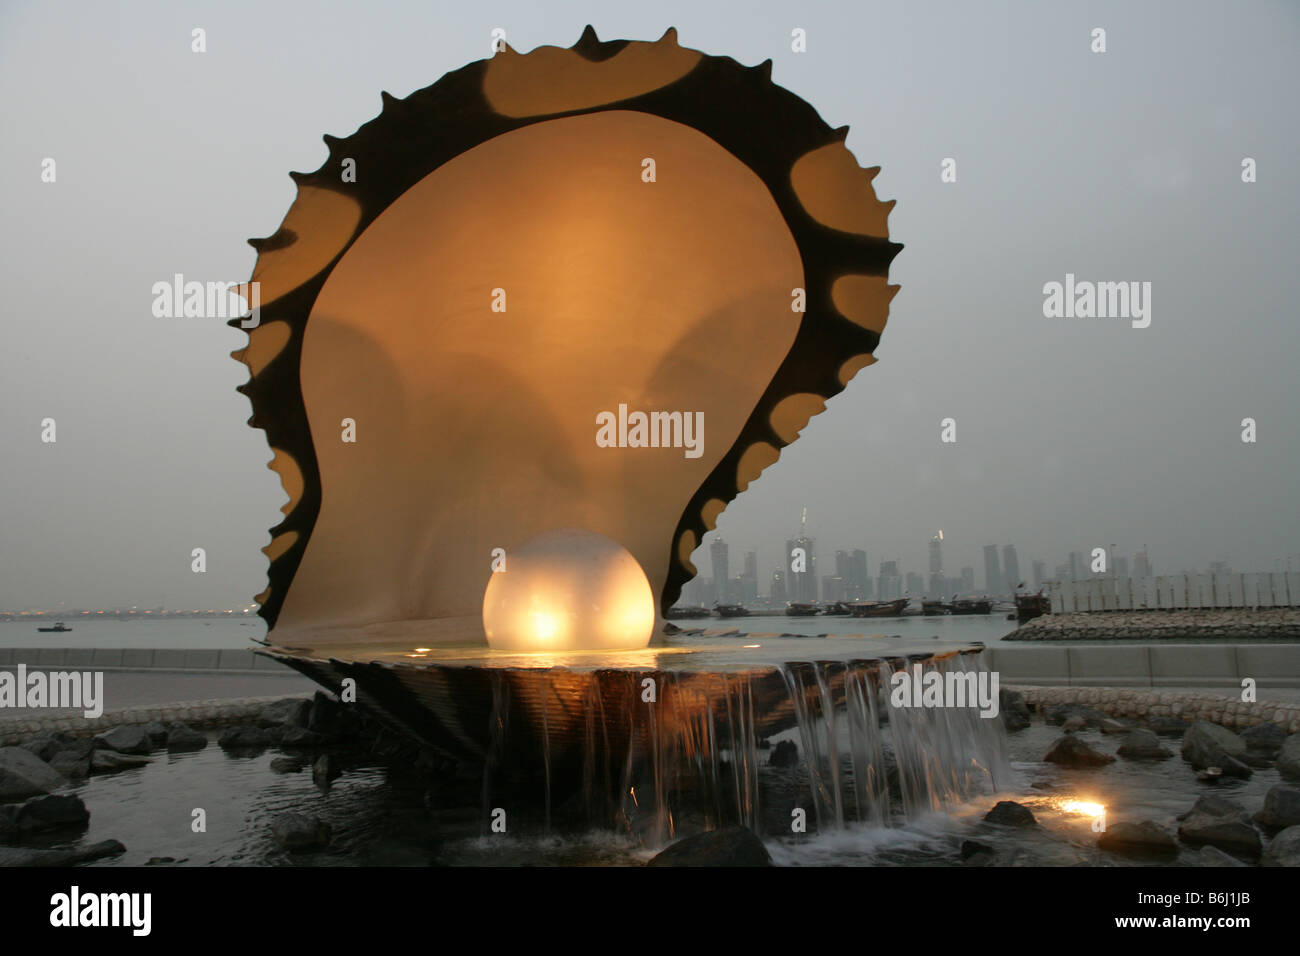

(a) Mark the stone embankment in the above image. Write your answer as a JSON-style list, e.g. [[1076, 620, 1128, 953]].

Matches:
[[0, 695, 304, 747], [1009, 684, 1300, 733], [1010, 607, 1300, 641]]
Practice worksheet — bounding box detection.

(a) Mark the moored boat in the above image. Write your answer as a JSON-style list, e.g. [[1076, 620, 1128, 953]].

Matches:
[[714, 604, 751, 618], [37, 622, 73, 633], [666, 605, 711, 620], [949, 599, 992, 616], [848, 598, 909, 618], [785, 602, 821, 617], [1015, 591, 1051, 622]]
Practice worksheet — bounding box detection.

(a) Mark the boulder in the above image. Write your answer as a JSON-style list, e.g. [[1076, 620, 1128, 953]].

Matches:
[[960, 839, 995, 862], [141, 721, 170, 748], [1117, 729, 1171, 760], [1277, 734, 1300, 779], [1241, 722, 1287, 758], [307, 692, 343, 737], [1254, 786, 1300, 831], [312, 753, 340, 785], [258, 698, 312, 729], [1176, 796, 1261, 860], [1147, 716, 1192, 737], [166, 723, 207, 753], [47, 750, 92, 780], [646, 826, 772, 867], [270, 757, 304, 774], [271, 812, 331, 850], [91, 751, 151, 773], [983, 801, 1037, 827], [0, 839, 125, 867], [1098, 821, 1179, 861], [1181, 721, 1252, 778], [769, 740, 798, 768], [1044, 735, 1115, 767], [21, 731, 91, 763], [93, 725, 153, 755], [0, 746, 67, 799], [1261, 825, 1300, 867], [1045, 704, 1109, 728], [999, 690, 1030, 732], [218, 725, 270, 751], [1099, 718, 1131, 735], [1194, 845, 1249, 867], [8, 794, 90, 833]]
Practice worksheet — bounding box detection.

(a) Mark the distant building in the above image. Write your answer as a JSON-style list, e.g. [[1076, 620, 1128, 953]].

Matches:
[[983, 545, 1002, 594], [1068, 551, 1085, 582], [850, 550, 869, 600], [786, 535, 817, 603], [1002, 545, 1020, 592], [960, 566, 976, 595], [1133, 549, 1152, 579], [710, 538, 730, 604], [905, 571, 924, 596], [878, 560, 901, 601], [770, 569, 787, 603], [1054, 562, 1071, 582], [928, 534, 945, 597], [1032, 560, 1047, 591], [822, 575, 843, 602]]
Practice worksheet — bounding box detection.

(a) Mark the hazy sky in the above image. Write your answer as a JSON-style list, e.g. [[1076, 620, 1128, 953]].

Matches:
[[1, 0, 1297, 609]]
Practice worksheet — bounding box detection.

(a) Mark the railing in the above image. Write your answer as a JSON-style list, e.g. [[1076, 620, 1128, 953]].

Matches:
[[1047, 573, 1300, 614]]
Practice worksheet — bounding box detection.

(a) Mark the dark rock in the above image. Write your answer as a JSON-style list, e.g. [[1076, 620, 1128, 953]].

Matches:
[[166, 723, 207, 753], [1177, 796, 1261, 860], [960, 839, 995, 862], [1062, 715, 1086, 732], [1117, 729, 1172, 760], [307, 692, 343, 737], [21, 731, 91, 763], [769, 740, 798, 768], [145, 857, 188, 866], [1099, 718, 1131, 735], [1044, 734, 1115, 767], [0, 839, 126, 867], [1277, 734, 1300, 779], [258, 697, 312, 729], [1194, 845, 1249, 867], [0, 746, 67, 799], [983, 801, 1037, 827], [1045, 704, 1109, 728], [1181, 721, 1252, 778], [1254, 786, 1300, 830], [1098, 821, 1179, 860], [91, 751, 151, 773], [270, 757, 304, 773], [271, 812, 331, 850], [280, 726, 328, 749], [1000, 690, 1031, 732], [1261, 825, 1300, 867], [312, 753, 340, 785], [1147, 716, 1192, 737], [646, 826, 772, 867], [47, 750, 91, 779], [93, 725, 153, 755], [10, 794, 90, 833], [218, 725, 270, 751], [1241, 722, 1287, 758], [141, 721, 169, 748]]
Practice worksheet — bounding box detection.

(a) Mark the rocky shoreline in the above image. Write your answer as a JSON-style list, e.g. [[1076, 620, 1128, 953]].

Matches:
[[1009, 685, 1300, 733], [1008, 607, 1300, 641]]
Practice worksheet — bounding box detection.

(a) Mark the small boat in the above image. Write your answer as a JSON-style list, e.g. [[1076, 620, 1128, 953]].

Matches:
[[848, 598, 909, 618], [921, 600, 950, 615], [1015, 591, 1051, 623], [714, 604, 751, 618], [784, 602, 821, 617], [665, 605, 711, 620], [37, 622, 73, 633], [822, 601, 854, 616], [949, 599, 992, 616]]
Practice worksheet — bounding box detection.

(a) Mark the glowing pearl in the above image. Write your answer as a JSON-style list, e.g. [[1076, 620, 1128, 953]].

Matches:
[[482, 529, 655, 652]]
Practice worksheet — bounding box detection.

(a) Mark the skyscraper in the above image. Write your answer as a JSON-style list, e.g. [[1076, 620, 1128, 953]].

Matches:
[[850, 550, 868, 600], [960, 566, 976, 595], [878, 560, 901, 601], [928, 533, 945, 597], [983, 545, 1002, 595], [710, 538, 729, 603], [1002, 545, 1021, 592], [1032, 560, 1047, 591], [785, 534, 816, 602]]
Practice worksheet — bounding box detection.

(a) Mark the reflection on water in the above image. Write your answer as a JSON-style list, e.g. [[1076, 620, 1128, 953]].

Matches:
[[14, 711, 1274, 867]]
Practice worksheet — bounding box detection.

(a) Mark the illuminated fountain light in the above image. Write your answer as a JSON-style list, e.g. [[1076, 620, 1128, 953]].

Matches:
[[482, 529, 655, 652]]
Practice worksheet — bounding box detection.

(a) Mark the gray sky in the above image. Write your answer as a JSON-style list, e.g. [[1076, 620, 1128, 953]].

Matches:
[[1, 0, 1297, 609]]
